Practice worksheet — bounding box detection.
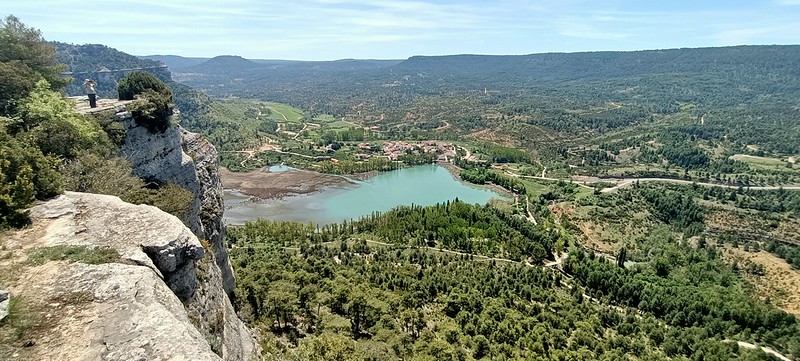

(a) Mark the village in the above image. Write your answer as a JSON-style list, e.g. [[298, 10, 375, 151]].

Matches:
[[354, 140, 457, 163]]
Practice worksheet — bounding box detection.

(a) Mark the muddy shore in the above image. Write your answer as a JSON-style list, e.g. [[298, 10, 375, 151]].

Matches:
[[219, 167, 352, 199]]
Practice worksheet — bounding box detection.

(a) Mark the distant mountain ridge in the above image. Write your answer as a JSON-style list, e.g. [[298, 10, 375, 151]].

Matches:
[[184, 55, 262, 74], [169, 45, 800, 90], [388, 45, 800, 87], [139, 55, 209, 72], [55, 42, 162, 73]]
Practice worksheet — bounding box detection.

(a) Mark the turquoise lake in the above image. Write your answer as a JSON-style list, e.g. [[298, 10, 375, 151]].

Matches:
[[223, 164, 507, 225]]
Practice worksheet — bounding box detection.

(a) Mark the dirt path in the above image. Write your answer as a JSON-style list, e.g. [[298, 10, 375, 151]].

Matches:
[[525, 195, 538, 225], [293, 123, 309, 140], [271, 108, 289, 122], [544, 252, 568, 267], [726, 340, 791, 361], [501, 169, 800, 193], [458, 145, 480, 163], [433, 120, 451, 131], [362, 239, 528, 264], [504, 171, 595, 190]]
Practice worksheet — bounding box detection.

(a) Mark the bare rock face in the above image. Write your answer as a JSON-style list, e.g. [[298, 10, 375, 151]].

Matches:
[[104, 111, 258, 360], [0, 288, 9, 322], [1, 192, 259, 360], [46, 263, 221, 361], [120, 117, 203, 236], [29, 192, 204, 297], [120, 115, 236, 297], [181, 129, 236, 296]]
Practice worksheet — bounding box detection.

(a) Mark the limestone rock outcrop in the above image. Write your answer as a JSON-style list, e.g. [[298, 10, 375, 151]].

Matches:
[[120, 115, 236, 296], [180, 129, 236, 296], [0, 288, 9, 322], [0, 192, 259, 360], [120, 118, 204, 236], [114, 111, 258, 360]]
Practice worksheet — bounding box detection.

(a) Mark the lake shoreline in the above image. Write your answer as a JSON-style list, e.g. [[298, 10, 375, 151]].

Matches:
[[220, 166, 367, 200], [436, 161, 517, 200], [222, 164, 509, 226], [221, 163, 509, 202]]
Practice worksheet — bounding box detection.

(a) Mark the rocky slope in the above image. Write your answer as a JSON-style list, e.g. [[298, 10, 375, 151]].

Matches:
[[0, 192, 256, 360]]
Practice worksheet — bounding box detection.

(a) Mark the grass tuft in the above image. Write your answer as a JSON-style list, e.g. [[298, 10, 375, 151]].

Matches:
[[27, 245, 119, 266]]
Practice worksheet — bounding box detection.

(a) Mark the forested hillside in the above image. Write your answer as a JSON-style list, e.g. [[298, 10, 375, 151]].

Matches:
[[176, 46, 800, 174], [54, 42, 169, 98], [229, 194, 800, 360]]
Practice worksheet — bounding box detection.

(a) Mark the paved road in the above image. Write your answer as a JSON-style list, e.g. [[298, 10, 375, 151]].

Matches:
[[599, 178, 800, 193]]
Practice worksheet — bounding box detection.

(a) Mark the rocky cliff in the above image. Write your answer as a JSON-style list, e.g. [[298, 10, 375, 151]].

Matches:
[[0, 192, 257, 360], [115, 111, 257, 359], [119, 112, 236, 296]]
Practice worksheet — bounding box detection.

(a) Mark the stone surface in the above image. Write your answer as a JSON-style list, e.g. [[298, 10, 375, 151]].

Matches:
[[3, 193, 221, 360], [50, 263, 222, 361], [181, 129, 236, 296], [7, 192, 260, 360], [0, 288, 9, 322], [117, 120, 259, 360], [28, 192, 205, 299]]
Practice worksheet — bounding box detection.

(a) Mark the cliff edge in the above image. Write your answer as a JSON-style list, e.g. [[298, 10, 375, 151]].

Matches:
[[0, 192, 258, 360]]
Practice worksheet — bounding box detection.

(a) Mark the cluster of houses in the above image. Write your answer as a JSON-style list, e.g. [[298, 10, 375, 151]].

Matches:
[[351, 141, 457, 162]]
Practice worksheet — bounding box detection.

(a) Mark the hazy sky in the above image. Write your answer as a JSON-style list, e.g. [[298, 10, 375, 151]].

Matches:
[[7, 0, 800, 60]]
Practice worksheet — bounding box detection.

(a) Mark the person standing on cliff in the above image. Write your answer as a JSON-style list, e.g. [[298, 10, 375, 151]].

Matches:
[[83, 79, 97, 108]]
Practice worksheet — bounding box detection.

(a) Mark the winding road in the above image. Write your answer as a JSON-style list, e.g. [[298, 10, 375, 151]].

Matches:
[[598, 178, 800, 193], [501, 170, 800, 193]]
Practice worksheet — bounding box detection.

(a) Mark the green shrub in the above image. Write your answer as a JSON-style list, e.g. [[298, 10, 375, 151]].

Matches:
[[117, 71, 174, 133], [16, 80, 105, 159], [117, 71, 171, 101], [0, 15, 69, 99], [0, 61, 38, 116], [127, 89, 173, 133], [61, 151, 143, 197], [121, 183, 194, 222], [0, 121, 62, 228]]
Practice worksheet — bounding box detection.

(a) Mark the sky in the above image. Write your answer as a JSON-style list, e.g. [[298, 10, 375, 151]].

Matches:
[[6, 0, 800, 61]]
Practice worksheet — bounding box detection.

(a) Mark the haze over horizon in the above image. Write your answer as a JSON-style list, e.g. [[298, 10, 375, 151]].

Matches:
[[7, 0, 800, 61]]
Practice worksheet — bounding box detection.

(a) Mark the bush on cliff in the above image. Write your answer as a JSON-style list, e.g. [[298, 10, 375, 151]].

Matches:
[[18, 80, 107, 158], [122, 183, 194, 222], [0, 121, 63, 228], [118, 71, 173, 133]]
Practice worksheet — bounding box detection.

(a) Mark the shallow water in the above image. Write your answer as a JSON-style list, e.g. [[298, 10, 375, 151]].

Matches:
[[267, 164, 291, 172], [223, 164, 506, 225]]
